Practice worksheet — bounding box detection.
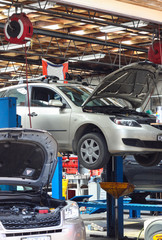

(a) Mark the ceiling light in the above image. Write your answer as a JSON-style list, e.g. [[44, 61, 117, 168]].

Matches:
[[100, 26, 123, 33], [3, 1, 55, 16], [79, 23, 86, 26], [111, 48, 127, 52], [134, 51, 144, 55], [80, 19, 93, 24], [42, 23, 86, 30], [139, 31, 150, 35], [130, 33, 138, 36], [93, 17, 105, 22], [69, 53, 105, 62], [0, 66, 19, 73], [96, 36, 109, 40], [100, 21, 148, 33], [70, 30, 85, 35], [42, 24, 60, 30], [0, 42, 30, 51], [0, 0, 10, 7], [121, 40, 132, 45]]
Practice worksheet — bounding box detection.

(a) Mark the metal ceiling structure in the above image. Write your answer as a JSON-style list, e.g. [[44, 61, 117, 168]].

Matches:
[[0, 0, 161, 86]]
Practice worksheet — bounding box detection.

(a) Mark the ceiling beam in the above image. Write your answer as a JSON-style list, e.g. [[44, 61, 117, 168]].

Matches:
[[54, 0, 162, 24], [33, 28, 148, 53], [0, 22, 148, 53], [0, 53, 119, 74]]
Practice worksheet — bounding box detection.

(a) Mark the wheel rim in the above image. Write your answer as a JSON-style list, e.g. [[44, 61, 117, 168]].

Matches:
[[80, 138, 100, 164]]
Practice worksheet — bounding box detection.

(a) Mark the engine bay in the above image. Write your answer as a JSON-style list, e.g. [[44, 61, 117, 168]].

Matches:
[[0, 191, 66, 229]]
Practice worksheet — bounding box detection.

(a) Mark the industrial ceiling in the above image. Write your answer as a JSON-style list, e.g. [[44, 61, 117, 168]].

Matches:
[[0, 0, 161, 86]]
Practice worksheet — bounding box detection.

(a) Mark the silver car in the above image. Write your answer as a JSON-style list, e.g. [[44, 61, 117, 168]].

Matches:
[[0, 128, 85, 240], [0, 61, 162, 170]]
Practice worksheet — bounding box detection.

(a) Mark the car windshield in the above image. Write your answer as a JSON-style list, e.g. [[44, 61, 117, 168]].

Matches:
[[58, 85, 129, 107]]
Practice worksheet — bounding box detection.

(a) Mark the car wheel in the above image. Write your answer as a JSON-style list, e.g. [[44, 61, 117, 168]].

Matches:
[[77, 132, 110, 170], [134, 153, 162, 167]]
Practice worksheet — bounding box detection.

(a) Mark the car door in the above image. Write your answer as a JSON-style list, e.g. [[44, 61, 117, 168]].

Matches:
[[28, 85, 72, 151]]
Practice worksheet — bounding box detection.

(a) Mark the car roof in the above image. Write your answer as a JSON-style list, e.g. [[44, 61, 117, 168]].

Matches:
[[0, 81, 86, 91]]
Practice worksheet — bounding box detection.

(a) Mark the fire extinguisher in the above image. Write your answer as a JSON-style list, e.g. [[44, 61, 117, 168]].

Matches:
[[4, 13, 33, 44]]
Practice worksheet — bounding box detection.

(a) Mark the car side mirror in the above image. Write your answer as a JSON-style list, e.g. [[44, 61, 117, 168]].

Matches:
[[48, 99, 64, 107]]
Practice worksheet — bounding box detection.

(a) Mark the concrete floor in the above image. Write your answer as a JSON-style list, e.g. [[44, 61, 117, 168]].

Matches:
[[81, 212, 150, 240]]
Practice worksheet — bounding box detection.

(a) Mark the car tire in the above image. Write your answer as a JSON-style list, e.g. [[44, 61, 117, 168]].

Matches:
[[134, 153, 162, 167], [77, 132, 110, 170]]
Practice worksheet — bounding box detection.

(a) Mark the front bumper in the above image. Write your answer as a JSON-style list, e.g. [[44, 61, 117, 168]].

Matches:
[[0, 219, 86, 240], [105, 123, 162, 154]]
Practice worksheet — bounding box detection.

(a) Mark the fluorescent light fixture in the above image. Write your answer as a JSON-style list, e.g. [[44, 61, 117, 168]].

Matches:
[[100, 21, 148, 33], [80, 19, 94, 24], [0, 42, 30, 51], [100, 26, 123, 33], [121, 40, 132, 45], [42, 24, 60, 30], [79, 23, 86, 26], [96, 36, 108, 40], [93, 17, 105, 22], [43, 23, 86, 30], [70, 30, 85, 35], [134, 51, 144, 55], [0, 66, 19, 73], [69, 53, 105, 62], [111, 48, 127, 52], [0, 0, 10, 7], [3, 1, 55, 16], [139, 31, 150, 35]]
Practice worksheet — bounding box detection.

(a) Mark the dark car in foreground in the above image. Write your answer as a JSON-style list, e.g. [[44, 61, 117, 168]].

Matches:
[[0, 128, 85, 240]]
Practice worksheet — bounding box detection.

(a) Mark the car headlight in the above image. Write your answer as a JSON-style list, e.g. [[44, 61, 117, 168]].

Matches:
[[112, 118, 141, 127], [64, 202, 80, 220]]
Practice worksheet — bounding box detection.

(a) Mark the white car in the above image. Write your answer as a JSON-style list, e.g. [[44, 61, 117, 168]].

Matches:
[[0, 61, 162, 170], [0, 128, 85, 240]]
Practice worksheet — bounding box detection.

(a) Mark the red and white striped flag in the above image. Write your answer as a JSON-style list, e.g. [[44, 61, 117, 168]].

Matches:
[[42, 58, 68, 82]]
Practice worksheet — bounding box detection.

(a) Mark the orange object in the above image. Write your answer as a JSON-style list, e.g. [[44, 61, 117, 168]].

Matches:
[[90, 168, 103, 176], [100, 182, 134, 199]]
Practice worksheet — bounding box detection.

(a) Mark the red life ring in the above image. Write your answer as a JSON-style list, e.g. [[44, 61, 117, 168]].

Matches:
[[148, 40, 162, 64], [4, 13, 33, 44]]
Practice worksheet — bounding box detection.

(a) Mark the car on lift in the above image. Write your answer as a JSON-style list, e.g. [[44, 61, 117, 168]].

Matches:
[[0, 128, 85, 240], [0, 61, 162, 170]]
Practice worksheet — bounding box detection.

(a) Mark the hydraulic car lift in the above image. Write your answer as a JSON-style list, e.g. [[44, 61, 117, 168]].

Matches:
[[77, 157, 162, 240], [75, 156, 134, 240], [102, 156, 125, 240]]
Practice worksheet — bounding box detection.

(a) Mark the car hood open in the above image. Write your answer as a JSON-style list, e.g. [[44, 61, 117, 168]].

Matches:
[[82, 61, 161, 109], [0, 128, 58, 190]]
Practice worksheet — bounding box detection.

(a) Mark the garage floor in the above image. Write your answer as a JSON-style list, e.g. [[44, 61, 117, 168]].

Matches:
[[81, 212, 154, 240]]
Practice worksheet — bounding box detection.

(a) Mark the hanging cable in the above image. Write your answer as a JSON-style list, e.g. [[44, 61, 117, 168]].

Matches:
[[159, 25, 162, 65], [7, 0, 14, 30], [25, 41, 32, 128], [137, 227, 144, 240]]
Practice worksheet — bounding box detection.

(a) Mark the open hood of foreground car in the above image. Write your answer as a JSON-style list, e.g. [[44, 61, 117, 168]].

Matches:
[[0, 128, 58, 189], [83, 61, 161, 109]]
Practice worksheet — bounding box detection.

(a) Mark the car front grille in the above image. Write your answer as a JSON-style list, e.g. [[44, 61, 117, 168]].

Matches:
[[1, 213, 61, 230], [122, 138, 162, 149], [6, 229, 62, 238]]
